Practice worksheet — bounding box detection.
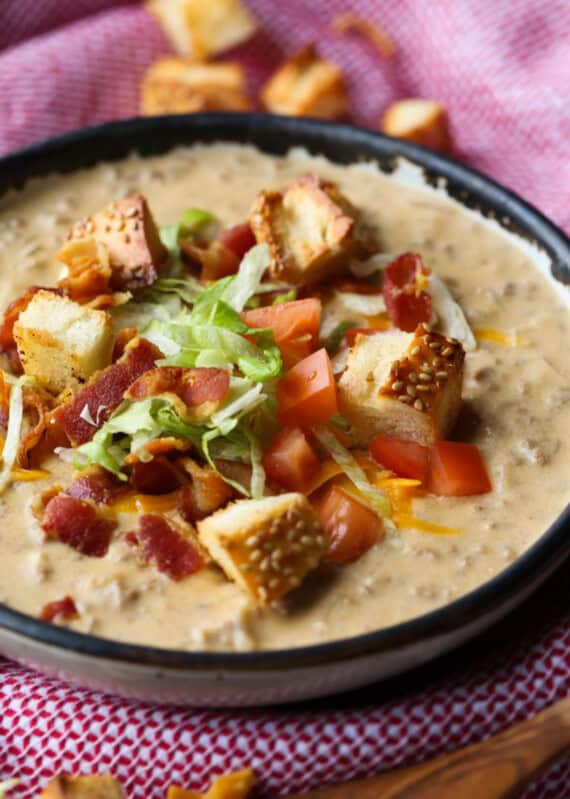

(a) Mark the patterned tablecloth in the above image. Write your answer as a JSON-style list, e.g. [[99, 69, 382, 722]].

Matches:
[[0, 1, 569, 797]]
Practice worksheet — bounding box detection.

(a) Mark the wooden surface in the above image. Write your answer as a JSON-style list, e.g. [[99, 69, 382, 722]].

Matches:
[[292, 694, 570, 799]]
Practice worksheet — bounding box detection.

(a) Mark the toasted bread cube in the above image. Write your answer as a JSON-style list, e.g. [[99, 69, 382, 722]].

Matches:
[[141, 57, 251, 116], [381, 99, 452, 153], [14, 291, 114, 394], [147, 0, 257, 59], [198, 493, 326, 605], [39, 774, 124, 799], [261, 45, 347, 119], [64, 195, 167, 291], [338, 324, 465, 446], [249, 173, 373, 285]]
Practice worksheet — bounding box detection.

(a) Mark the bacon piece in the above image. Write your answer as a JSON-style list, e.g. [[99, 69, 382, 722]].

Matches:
[[67, 467, 126, 505], [180, 239, 240, 281], [54, 337, 160, 446], [40, 596, 79, 624], [0, 286, 62, 369], [16, 383, 53, 467], [112, 327, 138, 361], [57, 238, 112, 304], [176, 458, 233, 522], [42, 494, 116, 557], [126, 366, 230, 408], [129, 456, 184, 495], [126, 514, 204, 580]]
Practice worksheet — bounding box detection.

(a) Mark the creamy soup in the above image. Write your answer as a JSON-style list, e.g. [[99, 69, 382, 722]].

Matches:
[[0, 144, 568, 651]]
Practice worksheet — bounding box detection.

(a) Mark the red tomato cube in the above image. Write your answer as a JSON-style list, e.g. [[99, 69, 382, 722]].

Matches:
[[316, 485, 384, 564], [276, 348, 338, 428], [262, 427, 321, 491], [369, 436, 430, 483], [428, 441, 492, 496]]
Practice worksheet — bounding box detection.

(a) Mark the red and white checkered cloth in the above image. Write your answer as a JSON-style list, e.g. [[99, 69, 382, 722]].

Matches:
[[0, 2, 569, 797]]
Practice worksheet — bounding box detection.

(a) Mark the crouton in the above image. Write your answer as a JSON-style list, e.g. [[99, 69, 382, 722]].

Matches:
[[146, 0, 257, 60], [338, 324, 464, 446], [261, 44, 348, 119], [14, 291, 114, 394], [39, 774, 125, 799], [63, 195, 167, 291], [198, 493, 327, 605], [249, 173, 374, 285], [381, 99, 452, 153], [141, 58, 251, 115]]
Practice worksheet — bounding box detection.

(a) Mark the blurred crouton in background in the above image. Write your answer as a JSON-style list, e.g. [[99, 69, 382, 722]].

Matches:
[[381, 99, 452, 153], [141, 58, 251, 115], [261, 45, 348, 120], [147, 0, 257, 60]]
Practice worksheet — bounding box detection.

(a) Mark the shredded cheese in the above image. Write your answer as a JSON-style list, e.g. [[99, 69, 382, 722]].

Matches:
[[111, 491, 179, 514], [475, 328, 524, 347]]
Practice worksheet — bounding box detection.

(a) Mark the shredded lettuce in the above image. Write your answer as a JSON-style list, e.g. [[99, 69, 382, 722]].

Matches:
[[272, 288, 297, 305], [429, 274, 477, 351], [0, 376, 29, 494], [323, 320, 356, 355], [220, 244, 270, 312], [313, 425, 391, 518]]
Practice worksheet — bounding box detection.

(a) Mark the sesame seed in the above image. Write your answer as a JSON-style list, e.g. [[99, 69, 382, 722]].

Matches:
[[258, 587, 268, 600], [250, 551, 262, 563], [294, 520, 306, 532], [406, 385, 417, 397], [418, 372, 432, 382], [260, 558, 270, 571], [429, 342, 441, 350], [411, 346, 421, 356], [416, 384, 433, 392], [442, 346, 454, 357], [269, 578, 280, 589], [414, 398, 424, 411], [392, 380, 404, 392], [436, 371, 448, 379], [300, 535, 312, 545], [398, 395, 413, 404], [246, 535, 259, 547], [409, 373, 418, 384], [433, 356, 443, 367], [273, 547, 284, 559], [289, 577, 301, 588]]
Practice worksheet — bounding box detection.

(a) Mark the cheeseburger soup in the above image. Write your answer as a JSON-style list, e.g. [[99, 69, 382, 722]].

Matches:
[[0, 144, 568, 652]]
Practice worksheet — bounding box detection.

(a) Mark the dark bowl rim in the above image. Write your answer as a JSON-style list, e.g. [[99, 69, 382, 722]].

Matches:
[[0, 112, 568, 674]]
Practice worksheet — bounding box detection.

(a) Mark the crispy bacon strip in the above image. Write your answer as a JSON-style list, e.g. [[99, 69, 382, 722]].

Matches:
[[42, 494, 116, 557], [54, 337, 160, 446], [40, 596, 79, 624], [67, 467, 126, 505], [177, 458, 233, 522], [126, 514, 204, 580], [126, 366, 230, 408], [129, 456, 184, 495], [332, 13, 396, 59]]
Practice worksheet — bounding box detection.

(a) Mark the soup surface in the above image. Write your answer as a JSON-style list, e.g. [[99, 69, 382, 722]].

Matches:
[[0, 143, 568, 651]]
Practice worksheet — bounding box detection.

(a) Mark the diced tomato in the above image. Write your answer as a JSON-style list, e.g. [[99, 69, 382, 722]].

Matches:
[[369, 436, 430, 483], [382, 252, 432, 332], [262, 427, 321, 491], [218, 223, 256, 260], [242, 298, 321, 367], [316, 485, 384, 564], [344, 328, 385, 348], [276, 348, 338, 428], [428, 441, 492, 496]]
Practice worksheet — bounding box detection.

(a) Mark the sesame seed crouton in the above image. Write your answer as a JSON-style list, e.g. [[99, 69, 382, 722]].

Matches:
[[141, 58, 251, 116], [146, 0, 257, 60], [13, 291, 114, 394], [249, 173, 374, 286], [63, 195, 167, 291], [198, 493, 327, 606], [338, 324, 465, 446], [261, 45, 348, 120], [39, 774, 125, 799]]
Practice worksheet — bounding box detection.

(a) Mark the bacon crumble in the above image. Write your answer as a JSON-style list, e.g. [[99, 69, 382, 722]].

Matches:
[[40, 596, 79, 625], [42, 494, 117, 557], [126, 514, 204, 580]]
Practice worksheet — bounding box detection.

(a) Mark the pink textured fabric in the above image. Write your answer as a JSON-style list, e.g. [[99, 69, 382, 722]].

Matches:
[[0, 2, 569, 798]]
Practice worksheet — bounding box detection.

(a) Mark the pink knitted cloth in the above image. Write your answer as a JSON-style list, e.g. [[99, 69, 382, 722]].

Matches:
[[0, 2, 569, 798]]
